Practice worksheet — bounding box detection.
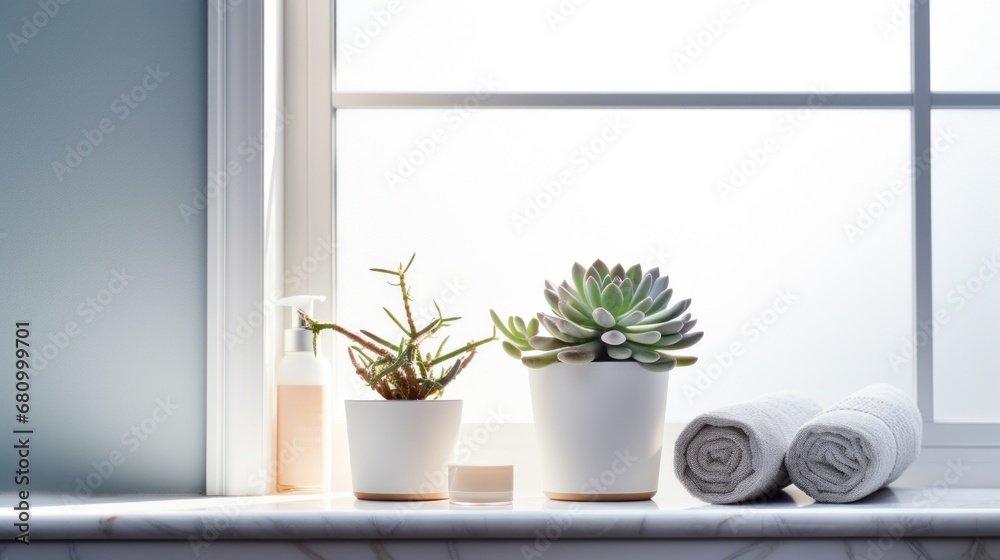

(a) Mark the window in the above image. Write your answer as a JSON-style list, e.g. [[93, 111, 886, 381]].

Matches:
[[930, 110, 1000, 423], [327, 1, 1000, 447]]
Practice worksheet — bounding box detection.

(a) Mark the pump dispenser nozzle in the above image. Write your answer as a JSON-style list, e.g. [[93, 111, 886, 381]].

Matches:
[[277, 295, 326, 353]]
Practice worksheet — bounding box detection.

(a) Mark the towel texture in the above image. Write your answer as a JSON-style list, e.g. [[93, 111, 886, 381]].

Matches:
[[785, 384, 922, 504], [674, 392, 823, 504]]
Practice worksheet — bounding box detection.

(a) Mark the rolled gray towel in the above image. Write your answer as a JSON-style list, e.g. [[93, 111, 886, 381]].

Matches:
[[785, 384, 922, 504], [675, 392, 823, 504]]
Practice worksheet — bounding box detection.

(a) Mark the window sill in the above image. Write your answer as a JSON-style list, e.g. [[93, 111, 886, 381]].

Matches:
[[8, 487, 1000, 541]]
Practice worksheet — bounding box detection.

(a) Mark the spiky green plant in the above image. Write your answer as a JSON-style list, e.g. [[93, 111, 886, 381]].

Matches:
[[298, 255, 496, 400], [491, 260, 702, 372]]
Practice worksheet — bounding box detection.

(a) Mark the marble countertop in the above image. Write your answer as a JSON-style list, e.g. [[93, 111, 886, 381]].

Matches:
[[2, 487, 999, 541]]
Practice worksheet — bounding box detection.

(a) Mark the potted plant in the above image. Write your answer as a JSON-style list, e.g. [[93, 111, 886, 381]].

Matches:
[[492, 260, 703, 501], [299, 255, 495, 501]]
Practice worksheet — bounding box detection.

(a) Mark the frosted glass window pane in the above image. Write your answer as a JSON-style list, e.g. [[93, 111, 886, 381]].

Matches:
[[932, 0, 1000, 91], [336, 0, 909, 92], [932, 111, 1000, 422], [335, 109, 912, 422]]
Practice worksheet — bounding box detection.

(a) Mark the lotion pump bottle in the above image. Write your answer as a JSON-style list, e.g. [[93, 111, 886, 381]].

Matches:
[[275, 295, 331, 493]]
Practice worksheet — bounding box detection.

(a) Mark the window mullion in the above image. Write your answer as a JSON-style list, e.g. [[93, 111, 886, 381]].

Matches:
[[331, 92, 911, 110], [913, 0, 934, 426]]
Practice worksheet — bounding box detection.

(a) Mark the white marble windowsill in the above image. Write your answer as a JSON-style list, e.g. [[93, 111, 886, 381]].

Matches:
[[3, 487, 1000, 541]]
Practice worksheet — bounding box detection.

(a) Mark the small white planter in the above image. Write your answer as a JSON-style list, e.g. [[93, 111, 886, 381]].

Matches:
[[529, 361, 669, 501], [345, 399, 462, 501]]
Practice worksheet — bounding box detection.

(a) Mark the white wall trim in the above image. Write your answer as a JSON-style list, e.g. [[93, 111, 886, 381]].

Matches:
[[206, 0, 283, 496], [205, 0, 227, 497]]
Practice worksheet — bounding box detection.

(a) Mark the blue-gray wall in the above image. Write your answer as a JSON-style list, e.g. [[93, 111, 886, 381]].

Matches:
[[1, 0, 206, 494]]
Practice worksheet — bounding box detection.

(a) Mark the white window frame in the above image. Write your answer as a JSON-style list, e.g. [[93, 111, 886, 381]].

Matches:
[[207, 0, 335, 497], [207, 0, 1000, 495], [329, 0, 1000, 478], [206, 0, 288, 496]]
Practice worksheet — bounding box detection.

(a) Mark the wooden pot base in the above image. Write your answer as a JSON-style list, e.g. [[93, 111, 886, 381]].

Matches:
[[354, 491, 449, 501], [543, 491, 656, 502]]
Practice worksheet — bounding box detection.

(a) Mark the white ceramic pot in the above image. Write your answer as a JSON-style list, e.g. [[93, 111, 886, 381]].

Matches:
[[345, 399, 462, 500], [528, 361, 669, 501]]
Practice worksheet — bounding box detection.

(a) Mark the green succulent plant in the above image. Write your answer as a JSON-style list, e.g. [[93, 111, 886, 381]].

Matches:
[[491, 260, 703, 372], [298, 255, 496, 400]]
